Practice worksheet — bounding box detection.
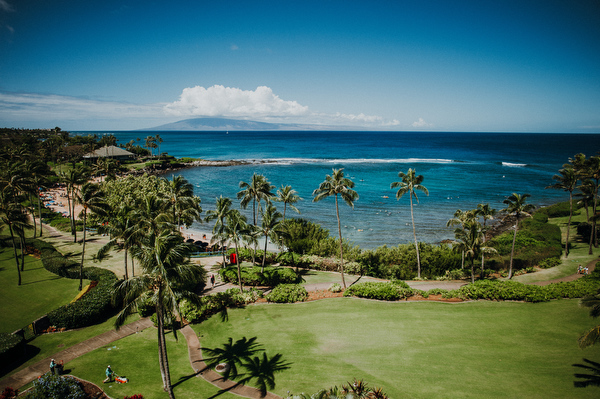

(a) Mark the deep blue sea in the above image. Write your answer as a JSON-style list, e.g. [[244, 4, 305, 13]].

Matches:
[[76, 131, 600, 249]]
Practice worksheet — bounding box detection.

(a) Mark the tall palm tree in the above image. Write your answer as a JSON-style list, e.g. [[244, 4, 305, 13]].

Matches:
[[453, 220, 496, 283], [76, 182, 109, 290], [391, 168, 429, 278], [313, 168, 358, 289], [546, 165, 578, 257], [585, 156, 600, 248], [60, 165, 89, 242], [259, 204, 282, 270], [205, 196, 234, 266], [96, 203, 136, 279], [502, 193, 535, 279], [214, 210, 251, 291], [447, 209, 476, 269], [160, 175, 202, 231], [238, 174, 274, 263], [0, 189, 30, 285], [475, 203, 496, 274], [155, 134, 163, 158], [276, 184, 301, 220], [113, 230, 202, 399]]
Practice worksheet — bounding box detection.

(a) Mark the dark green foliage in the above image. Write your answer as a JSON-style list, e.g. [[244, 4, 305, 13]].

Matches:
[[442, 278, 600, 302], [265, 284, 308, 303], [26, 238, 118, 329], [180, 288, 262, 323], [343, 281, 414, 301], [577, 222, 600, 243], [537, 201, 579, 218], [219, 266, 300, 286], [281, 218, 330, 255], [22, 374, 86, 399], [538, 257, 561, 269]]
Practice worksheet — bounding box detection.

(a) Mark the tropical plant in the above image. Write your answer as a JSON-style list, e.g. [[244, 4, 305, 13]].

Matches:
[[214, 210, 251, 291], [475, 203, 497, 275], [113, 230, 202, 399], [313, 168, 358, 289], [502, 193, 535, 279], [391, 168, 429, 278], [75, 182, 109, 290], [546, 165, 578, 257], [276, 184, 301, 220], [160, 175, 202, 231], [205, 196, 234, 266], [259, 203, 282, 270]]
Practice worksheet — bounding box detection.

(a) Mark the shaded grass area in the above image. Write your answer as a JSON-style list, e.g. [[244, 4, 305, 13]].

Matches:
[[195, 298, 600, 398], [65, 327, 240, 399], [0, 248, 86, 334]]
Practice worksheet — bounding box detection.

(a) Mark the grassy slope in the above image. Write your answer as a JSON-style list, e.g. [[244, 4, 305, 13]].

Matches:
[[196, 298, 600, 399], [513, 209, 599, 283], [0, 248, 86, 334]]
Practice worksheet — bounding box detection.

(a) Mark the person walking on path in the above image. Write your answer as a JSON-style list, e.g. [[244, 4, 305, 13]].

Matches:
[[103, 365, 113, 383], [49, 359, 56, 375], [210, 273, 215, 288]]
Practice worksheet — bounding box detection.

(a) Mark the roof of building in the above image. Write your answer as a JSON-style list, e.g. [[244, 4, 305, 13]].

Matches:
[[83, 145, 134, 158]]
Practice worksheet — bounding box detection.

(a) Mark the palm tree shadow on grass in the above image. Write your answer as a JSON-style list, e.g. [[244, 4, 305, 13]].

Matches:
[[202, 336, 292, 398], [573, 358, 600, 388]]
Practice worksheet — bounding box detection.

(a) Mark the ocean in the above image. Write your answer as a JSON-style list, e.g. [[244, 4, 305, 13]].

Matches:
[[79, 131, 600, 249]]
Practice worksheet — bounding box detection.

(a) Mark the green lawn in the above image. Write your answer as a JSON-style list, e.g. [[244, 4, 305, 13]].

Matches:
[[64, 327, 240, 399], [0, 248, 86, 334], [195, 298, 600, 399]]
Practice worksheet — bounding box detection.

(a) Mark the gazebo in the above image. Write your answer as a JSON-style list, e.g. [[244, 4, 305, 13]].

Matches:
[[83, 145, 135, 162]]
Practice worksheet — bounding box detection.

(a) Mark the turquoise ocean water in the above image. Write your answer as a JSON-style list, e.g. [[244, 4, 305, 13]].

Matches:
[[80, 131, 600, 249]]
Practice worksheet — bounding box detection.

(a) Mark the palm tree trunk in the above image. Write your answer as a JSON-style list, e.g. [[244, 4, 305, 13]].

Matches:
[[335, 194, 346, 289], [30, 194, 37, 238], [79, 210, 87, 291], [37, 192, 43, 237], [470, 257, 475, 284], [8, 224, 21, 286], [124, 247, 129, 280], [262, 232, 268, 272], [565, 192, 573, 257], [409, 194, 421, 278], [156, 303, 173, 397], [508, 221, 517, 279], [19, 233, 26, 272], [235, 239, 243, 292]]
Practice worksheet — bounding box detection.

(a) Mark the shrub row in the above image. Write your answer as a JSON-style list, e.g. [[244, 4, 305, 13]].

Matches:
[[219, 266, 300, 286], [343, 281, 414, 301], [265, 284, 308, 303], [180, 288, 262, 324], [27, 238, 118, 329], [442, 278, 600, 303]]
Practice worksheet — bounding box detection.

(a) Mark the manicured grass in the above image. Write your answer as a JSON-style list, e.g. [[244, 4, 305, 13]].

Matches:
[[0, 248, 86, 334], [195, 298, 600, 398], [65, 327, 240, 399], [297, 268, 383, 285]]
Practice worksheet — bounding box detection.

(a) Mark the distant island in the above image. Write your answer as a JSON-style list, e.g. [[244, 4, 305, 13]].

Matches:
[[139, 117, 360, 131]]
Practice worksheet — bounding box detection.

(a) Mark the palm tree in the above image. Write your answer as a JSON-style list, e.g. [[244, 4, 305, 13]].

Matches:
[[238, 352, 291, 396], [447, 209, 476, 269], [313, 168, 358, 289], [453, 220, 496, 283], [502, 193, 535, 279], [546, 165, 578, 257], [276, 184, 301, 220], [214, 210, 251, 291], [475, 203, 496, 275], [391, 168, 429, 278], [145, 135, 157, 158], [205, 196, 234, 266], [160, 175, 202, 231], [238, 174, 274, 263], [76, 182, 109, 290], [113, 230, 202, 399], [0, 189, 31, 285], [96, 203, 136, 279], [259, 204, 282, 270], [155, 134, 163, 158], [60, 165, 89, 242]]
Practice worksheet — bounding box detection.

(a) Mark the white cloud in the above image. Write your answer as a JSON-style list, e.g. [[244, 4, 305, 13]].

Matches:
[[164, 85, 310, 117], [412, 117, 433, 128], [230, 44, 239, 51]]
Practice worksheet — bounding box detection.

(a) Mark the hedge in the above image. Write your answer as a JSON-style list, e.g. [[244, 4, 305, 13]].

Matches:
[[26, 238, 119, 329], [180, 288, 262, 324], [265, 284, 308, 303], [343, 281, 414, 301], [219, 266, 301, 286]]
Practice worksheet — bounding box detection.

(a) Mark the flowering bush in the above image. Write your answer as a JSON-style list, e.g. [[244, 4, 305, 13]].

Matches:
[[22, 374, 86, 399]]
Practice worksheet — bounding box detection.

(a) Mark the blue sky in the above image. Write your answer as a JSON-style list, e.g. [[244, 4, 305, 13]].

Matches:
[[0, 0, 599, 132]]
